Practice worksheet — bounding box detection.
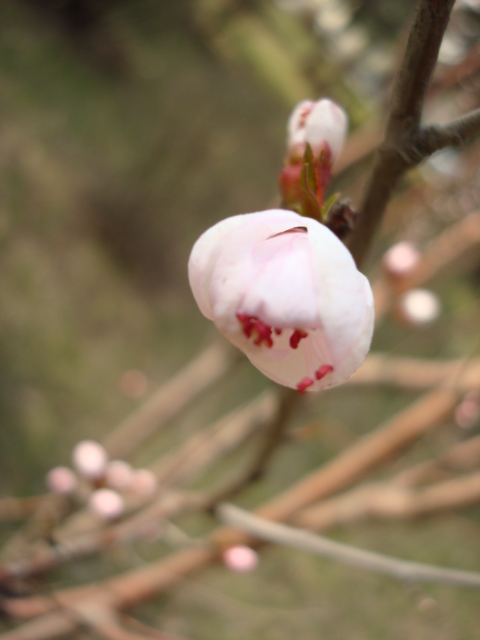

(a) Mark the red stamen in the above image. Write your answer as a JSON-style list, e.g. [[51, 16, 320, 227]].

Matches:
[[315, 364, 334, 380], [252, 319, 273, 347], [274, 328, 283, 336], [237, 314, 273, 348], [297, 377, 314, 394], [237, 313, 254, 338], [290, 329, 308, 349]]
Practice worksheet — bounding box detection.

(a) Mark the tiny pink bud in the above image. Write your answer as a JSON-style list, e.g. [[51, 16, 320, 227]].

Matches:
[[130, 469, 157, 496], [188, 210, 374, 391], [72, 440, 108, 480], [398, 289, 441, 326], [382, 242, 420, 279], [88, 488, 125, 520], [223, 545, 259, 573], [105, 460, 134, 490], [455, 391, 480, 429], [46, 466, 77, 495]]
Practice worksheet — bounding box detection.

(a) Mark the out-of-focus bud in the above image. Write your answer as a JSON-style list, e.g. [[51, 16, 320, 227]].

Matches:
[[130, 469, 157, 496], [46, 466, 77, 495], [105, 460, 134, 490], [455, 391, 480, 429], [223, 545, 259, 573], [382, 242, 421, 289], [396, 289, 441, 326], [89, 488, 125, 520], [287, 99, 348, 163], [189, 209, 374, 393], [72, 440, 108, 480]]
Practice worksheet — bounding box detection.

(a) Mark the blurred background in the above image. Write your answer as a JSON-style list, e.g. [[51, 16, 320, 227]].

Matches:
[[1, 0, 480, 638]]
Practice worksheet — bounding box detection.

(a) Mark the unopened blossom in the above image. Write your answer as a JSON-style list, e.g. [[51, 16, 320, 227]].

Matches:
[[223, 545, 259, 573], [72, 440, 108, 480], [281, 98, 348, 215], [46, 466, 77, 495], [89, 488, 125, 520], [287, 98, 348, 164], [189, 209, 374, 393]]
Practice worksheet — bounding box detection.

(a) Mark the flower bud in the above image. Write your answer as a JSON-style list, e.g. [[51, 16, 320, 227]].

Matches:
[[223, 545, 259, 573], [89, 488, 125, 520], [397, 289, 441, 326], [287, 98, 348, 163], [72, 440, 108, 480], [46, 466, 77, 495], [189, 209, 374, 392]]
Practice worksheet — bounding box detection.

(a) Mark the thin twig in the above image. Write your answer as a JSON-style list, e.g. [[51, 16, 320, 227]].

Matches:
[[350, 353, 480, 392], [413, 107, 480, 159], [202, 388, 299, 509], [218, 503, 480, 588]]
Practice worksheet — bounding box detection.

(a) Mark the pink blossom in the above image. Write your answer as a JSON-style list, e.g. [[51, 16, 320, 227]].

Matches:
[[46, 466, 77, 495], [72, 440, 108, 480], [223, 545, 259, 573], [88, 488, 125, 520], [188, 209, 374, 392], [287, 98, 348, 163]]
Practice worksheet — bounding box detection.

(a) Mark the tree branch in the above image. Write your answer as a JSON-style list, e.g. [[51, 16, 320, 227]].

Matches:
[[218, 503, 480, 588], [349, 0, 456, 266]]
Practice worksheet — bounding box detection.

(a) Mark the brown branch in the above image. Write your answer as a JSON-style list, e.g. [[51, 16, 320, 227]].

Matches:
[[0, 496, 49, 523], [349, 0, 456, 266], [412, 107, 480, 160], [202, 388, 299, 509], [103, 342, 236, 459], [350, 354, 480, 393], [152, 391, 278, 486], [294, 470, 480, 532], [1, 388, 459, 638]]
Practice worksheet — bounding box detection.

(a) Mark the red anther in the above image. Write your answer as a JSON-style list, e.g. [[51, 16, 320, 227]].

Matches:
[[297, 377, 314, 393], [237, 314, 273, 348], [274, 328, 282, 335], [252, 319, 273, 347], [237, 313, 254, 338], [315, 364, 334, 380], [290, 329, 308, 349]]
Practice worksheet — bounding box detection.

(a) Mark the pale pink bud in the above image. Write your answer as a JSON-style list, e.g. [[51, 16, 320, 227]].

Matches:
[[223, 545, 259, 573], [382, 242, 420, 279], [88, 488, 125, 520], [72, 440, 108, 480], [130, 469, 157, 496], [287, 98, 348, 162], [454, 391, 480, 429], [398, 289, 441, 326], [188, 210, 374, 393], [46, 466, 77, 495], [105, 460, 134, 490]]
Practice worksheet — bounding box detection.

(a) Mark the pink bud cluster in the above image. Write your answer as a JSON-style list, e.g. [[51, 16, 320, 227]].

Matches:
[[45, 439, 158, 520]]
